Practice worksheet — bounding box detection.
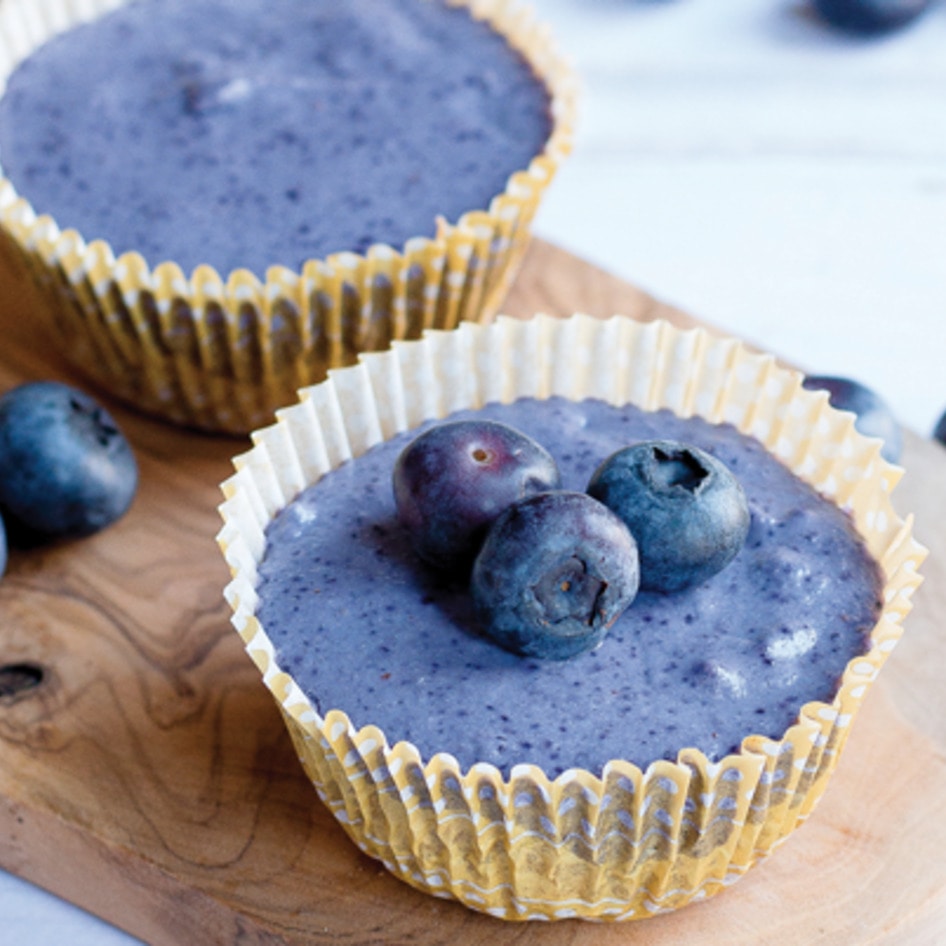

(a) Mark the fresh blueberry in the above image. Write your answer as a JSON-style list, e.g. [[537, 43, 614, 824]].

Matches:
[[393, 419, 560, 573], [587, 440, 750, 594], [933, 410, 946, 448], [470, 491, 639, 660], [811, 0, 931, 35], [0, 381, 138, 539], [802, 374, 902, 463]]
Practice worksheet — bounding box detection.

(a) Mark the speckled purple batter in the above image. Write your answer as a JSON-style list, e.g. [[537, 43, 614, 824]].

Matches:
[[257, 398, 883, 777], [0, 0, 550, 276]]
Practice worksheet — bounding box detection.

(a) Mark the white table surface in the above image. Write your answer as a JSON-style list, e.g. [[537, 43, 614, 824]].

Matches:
[[3, 0, 945, 942]]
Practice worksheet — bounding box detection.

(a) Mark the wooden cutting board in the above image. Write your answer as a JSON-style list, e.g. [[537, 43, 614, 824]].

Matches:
[[0, 239, 944, 946]]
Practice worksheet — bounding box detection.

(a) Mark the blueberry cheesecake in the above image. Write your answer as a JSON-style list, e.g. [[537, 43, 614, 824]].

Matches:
[[256, 398, 881, 775], [0, 0, 554, 276], [218, 314, 925, 921], [0, 0, 575, 432]]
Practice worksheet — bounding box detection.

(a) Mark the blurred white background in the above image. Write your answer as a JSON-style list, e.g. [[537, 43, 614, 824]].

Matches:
[[3, 0, 945, 942], [531, 0, 946, 439]]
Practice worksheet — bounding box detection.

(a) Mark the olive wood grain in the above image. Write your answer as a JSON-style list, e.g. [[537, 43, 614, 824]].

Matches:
[[0, 238, 943, 945]]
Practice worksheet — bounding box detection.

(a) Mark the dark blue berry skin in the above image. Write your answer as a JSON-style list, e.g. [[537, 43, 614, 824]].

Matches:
[[0, 381, 138, 539], [933, 410, 946, 448], [470, 491, 639, 660], [811, 0, 931, 35], [587, 440, 750, 594], [393, 419, 560, 574], [802, 375, 902, 464]]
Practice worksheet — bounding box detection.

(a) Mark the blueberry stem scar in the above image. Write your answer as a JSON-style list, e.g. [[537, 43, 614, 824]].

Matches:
[[651, 445, 709, 492]]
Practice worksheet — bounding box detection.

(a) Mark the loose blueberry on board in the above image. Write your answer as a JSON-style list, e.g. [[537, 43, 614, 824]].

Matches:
[[393, 419, 561, 573], [801, 374, 903, 464], [587, 440, 750, 594], [811, 0, 932, 35], [0, 381, 138, 540], [933, 410, 946, 448], [470, 491, 640, 660]]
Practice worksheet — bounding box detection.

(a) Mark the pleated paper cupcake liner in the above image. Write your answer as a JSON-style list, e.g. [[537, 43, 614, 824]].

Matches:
[[216, 313, 926, 921], [0, 0, 576, 433]]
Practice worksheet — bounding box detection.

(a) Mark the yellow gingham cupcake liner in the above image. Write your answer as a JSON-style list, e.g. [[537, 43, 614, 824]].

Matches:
[[216, 314, 925, 921], [0, 0, 576, 433]]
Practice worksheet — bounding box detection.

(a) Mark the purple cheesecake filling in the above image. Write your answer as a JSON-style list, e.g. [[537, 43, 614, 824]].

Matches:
[[257, 397, 883, 778], [0, 0, 551, 276]]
